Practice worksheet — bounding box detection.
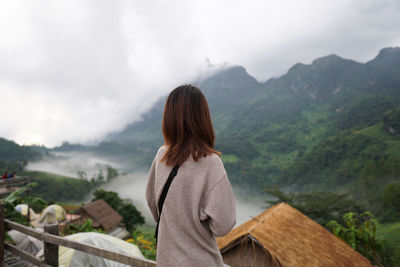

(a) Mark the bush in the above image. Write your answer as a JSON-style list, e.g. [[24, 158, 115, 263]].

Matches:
[[118, 203, 145, 231], [383, 107, 400, 134], [66, 219, 104, 235], [19, 196, 48, 213], [381, 182, 400, 221], [129, 228, 157, 260], [327, 212, 397, 266]]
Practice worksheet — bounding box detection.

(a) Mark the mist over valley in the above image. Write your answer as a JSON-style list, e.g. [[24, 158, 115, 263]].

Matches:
[[25, 151, 265, 226]]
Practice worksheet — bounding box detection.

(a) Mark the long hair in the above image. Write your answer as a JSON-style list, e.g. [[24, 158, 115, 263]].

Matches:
[[161, 85, 220, 166]]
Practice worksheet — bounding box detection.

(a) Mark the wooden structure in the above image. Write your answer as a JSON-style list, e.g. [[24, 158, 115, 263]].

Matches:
[[0, 201, 156, 267], [217, 203, 374, 267], [78, 199, 122, 232], [0, 177, 30, 197]]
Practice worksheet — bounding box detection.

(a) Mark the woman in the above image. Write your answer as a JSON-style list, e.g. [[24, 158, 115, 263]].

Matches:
[[146, 85, 236, 266]]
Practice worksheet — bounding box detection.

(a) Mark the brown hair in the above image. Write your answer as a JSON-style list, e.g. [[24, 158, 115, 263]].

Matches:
[[161, 85, 220, 166]]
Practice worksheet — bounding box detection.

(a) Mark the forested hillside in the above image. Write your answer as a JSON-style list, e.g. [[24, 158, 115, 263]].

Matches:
[[96, 47, 398, 195], [0, 138, 43, 171]]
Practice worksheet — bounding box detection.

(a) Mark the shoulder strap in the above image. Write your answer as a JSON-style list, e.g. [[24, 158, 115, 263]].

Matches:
[[155, 164, 180, 241]]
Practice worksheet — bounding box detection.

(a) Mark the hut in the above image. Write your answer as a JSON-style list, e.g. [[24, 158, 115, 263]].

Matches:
[[79, 199, 122, 231], [217, 203, 373, 267], [75, 199, 129, 238]]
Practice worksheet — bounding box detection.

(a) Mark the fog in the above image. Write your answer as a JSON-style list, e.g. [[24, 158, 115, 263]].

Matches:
[[26, 151, 124, 179], [27, 152, 265, 226]]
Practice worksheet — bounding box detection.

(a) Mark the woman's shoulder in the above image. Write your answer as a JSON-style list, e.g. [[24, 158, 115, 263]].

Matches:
[[201, 152, 223, 165], [155, 145, 167, 159], [158, 145, 167, 152], [197, 152, 226, 175]]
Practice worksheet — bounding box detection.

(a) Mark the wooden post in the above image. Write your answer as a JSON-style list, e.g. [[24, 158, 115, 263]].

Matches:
[[44, 224, 59, 266], [27, 204, 30, 224], [0, 200, 5, 267]]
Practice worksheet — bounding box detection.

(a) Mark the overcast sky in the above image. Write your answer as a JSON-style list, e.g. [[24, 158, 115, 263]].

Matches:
[[1, 0, 400, 147]]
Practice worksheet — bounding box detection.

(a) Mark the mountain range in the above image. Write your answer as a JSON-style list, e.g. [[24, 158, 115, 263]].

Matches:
[[91, 47, 400, 195], [3, 47, 400, 218]]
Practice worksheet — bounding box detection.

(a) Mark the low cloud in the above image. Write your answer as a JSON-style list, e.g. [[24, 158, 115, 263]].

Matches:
[[1, 0, 399, 146]]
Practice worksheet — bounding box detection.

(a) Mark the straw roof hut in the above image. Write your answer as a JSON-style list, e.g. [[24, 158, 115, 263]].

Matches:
[[79, 199, 123, 231], [217, 203, 373, 267]]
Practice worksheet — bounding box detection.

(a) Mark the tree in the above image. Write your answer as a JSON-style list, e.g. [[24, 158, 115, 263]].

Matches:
[[92, 189, 122, 211], [383, 107, 400, 134], [381, 182, 400, 221], [106, 167, 118, 181], [96, 170, 105, 183], [77, 171, 87, 180], [118, 202, 145, 231], [265, 187, 364, 226]]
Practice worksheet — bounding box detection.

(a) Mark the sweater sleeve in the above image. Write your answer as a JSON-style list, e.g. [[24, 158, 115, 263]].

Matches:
[[146, 157, 159, 222], [200, 174, 236, 236]]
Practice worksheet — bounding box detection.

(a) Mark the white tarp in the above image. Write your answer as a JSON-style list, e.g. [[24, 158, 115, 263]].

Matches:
[[38, 232, 145, 267], [15, 204, 38, 220], [8, 230, 43, 254], [39, 204, 66, 224]]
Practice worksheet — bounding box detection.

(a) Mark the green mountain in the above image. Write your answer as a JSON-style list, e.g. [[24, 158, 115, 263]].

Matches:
[[0, 138, 43, 172], [52, 47, 400, 219], [103, 48, 398, 178]]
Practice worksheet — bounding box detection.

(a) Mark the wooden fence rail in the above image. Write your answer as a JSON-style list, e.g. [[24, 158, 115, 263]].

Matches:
[[1, 201, 156, 267], [0, 176, 30, 187], [0, 177, 31, 197]]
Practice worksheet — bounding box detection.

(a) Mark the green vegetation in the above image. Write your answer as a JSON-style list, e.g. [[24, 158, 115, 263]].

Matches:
[[92, 189, 145, 231], [383, 107, 400, 134], [0, 137, 42, 163], [328, 212, 398, 266], [266, 187, 364, 226], [129, 227, 157, 260], [66, 219, 105, 235], [221, 154, 240, 164], [20, 170, 96, 203], [1, 183, 39, 225], [378, 223, 400, 262], [20, 196, 48, 213], [381, 182, 400, 222]]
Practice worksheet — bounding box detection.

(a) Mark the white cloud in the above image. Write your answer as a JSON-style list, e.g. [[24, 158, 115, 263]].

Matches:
[[0, 0, 399, 146]]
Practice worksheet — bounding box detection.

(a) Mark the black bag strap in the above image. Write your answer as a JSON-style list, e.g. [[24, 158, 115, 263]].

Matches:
[[155, 164, 180, 241]]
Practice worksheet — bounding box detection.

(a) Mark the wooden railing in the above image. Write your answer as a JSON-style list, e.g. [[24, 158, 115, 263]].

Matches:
[[0, 176, 31, 196], [0, 201, 156, 267]]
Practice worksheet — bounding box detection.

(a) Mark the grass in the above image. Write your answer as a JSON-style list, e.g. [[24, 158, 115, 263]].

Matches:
[[377, 222, 400, 262], [19, 170, 94, 203], [221, 154, 240, 163], [20, 170, 77, 181], [378, 222, 400, 247]]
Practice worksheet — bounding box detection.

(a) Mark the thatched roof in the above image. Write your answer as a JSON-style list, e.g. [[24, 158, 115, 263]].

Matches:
[[217, 203, 373, 267], [81, 199, 122, 231]]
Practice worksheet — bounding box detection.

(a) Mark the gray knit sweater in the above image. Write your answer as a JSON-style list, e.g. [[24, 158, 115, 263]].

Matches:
[[146, 146, 236, 267]]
